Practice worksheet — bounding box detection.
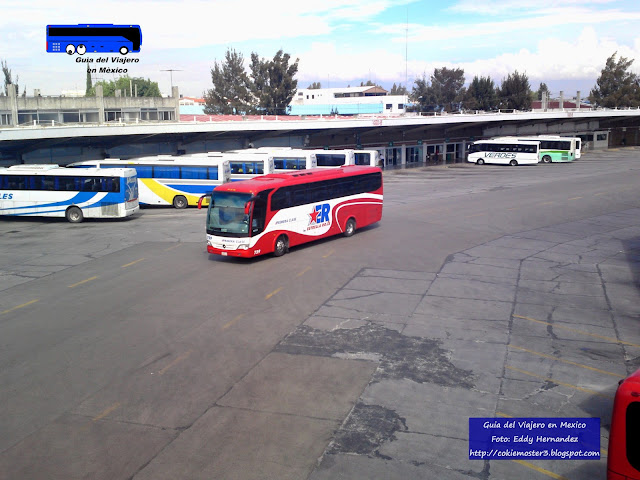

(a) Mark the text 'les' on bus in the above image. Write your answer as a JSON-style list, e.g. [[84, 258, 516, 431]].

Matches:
[[46, 24, 142, 55], [0, 165, 139, 223], [200, 165, 383, 258], [467, 139, 540, 166]]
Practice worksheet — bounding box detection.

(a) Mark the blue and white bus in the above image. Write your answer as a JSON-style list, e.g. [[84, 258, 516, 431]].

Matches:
[[184, 151, 276, 182], [46, 24, 142, 55], [0, 165, 138, 222], [68, 156, 231, 208], [224, 147, 318, 173]]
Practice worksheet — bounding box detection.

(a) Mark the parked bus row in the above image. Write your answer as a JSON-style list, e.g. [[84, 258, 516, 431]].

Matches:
[[468, 135, 581, 166], [68, 147, 381, 208]]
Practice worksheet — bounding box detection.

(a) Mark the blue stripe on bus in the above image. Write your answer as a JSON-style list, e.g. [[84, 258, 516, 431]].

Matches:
[[0, 192, 108, 212], [164, 184, 219, 194]]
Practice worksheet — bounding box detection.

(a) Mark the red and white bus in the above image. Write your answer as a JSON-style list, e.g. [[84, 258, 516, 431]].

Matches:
[[201, 165, 383, 258], [607, 367, 640, 480]]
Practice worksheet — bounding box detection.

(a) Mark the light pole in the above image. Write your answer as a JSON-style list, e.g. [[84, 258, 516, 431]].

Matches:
[[161, 69, 183, 96]]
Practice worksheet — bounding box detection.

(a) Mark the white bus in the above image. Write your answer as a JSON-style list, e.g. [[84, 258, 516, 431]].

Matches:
[[467, 139, 539, 166], [313, 149, 356, 168], [494, 135, 581, 162], [354, 150, 382, 167], [68, 156, 231, 208], [185, 151, 276, 182], [0, 164, 139, 222]]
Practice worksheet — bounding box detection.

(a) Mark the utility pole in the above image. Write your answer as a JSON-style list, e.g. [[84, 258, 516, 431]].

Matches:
[[161, 69, 183, 96]]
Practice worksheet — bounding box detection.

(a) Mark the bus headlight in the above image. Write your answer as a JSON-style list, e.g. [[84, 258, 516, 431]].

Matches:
[[237, 244, 249, 250]]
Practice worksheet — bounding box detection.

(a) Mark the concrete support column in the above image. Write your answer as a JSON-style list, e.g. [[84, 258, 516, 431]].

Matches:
[[8, 84, 18, 126], [576, 91, 581, 109], [96, 85, 105, 124], [172, 86, 180, 121], [559, 91, 564, 110], [401, 145, 407, 166]]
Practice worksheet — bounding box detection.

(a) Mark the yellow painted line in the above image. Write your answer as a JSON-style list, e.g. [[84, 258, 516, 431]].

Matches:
[[92, 402, 120, 422], [164, 244, 183, 252], [121, 258, 145, 268], [296, 266, 312, 277], [594, 192, 606, 196], [512, 460, 569, 480], [513, 314, 640, 348], [322, 250, 334, 258], [538, 201, 555, 206], [496, 412, 512, 418], [222, 314, 245, 330], [265, 287, 283, 300], [158, 350, 193, 375], [568, 196, 583, 200], [68, 276, 98, 289], [1, 299, 39, 315], [506, 366, 613, 399], [509, 345, 624, 378]]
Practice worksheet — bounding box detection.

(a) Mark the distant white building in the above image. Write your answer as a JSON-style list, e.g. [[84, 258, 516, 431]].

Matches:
[[288, 86, 408, 115]]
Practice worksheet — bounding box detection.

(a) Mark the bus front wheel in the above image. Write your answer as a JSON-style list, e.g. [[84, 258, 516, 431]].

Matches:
[[509, 159, 518, 166], [77, 44, 86, 55], [542, 155, 552, 163], [66, 206, 83, 223], [119, 46, 129, 55], [476, 159, 484, 165], [344, 218, 356, 237], [173, 195, 188, 209], [273, 235, 288, 257], [66, 44, 75, 55]]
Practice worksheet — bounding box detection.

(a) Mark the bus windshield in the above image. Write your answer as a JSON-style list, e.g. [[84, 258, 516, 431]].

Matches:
[[207, 191, 252, 236]]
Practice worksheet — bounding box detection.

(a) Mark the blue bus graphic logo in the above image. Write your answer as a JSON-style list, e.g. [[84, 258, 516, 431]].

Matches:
[[46, 24, 142, 55]]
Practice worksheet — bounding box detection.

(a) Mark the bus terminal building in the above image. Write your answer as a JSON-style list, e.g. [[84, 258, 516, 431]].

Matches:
[[2, 85, 640, 167]]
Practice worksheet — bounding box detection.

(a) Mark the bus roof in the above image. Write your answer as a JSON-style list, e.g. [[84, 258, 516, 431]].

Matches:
[[1, 165, 135, 176], [213, 165, 381, 194], [475, 138, 540, 145]]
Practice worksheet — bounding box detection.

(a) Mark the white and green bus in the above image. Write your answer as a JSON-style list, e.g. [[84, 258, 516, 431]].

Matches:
[[495, 136, 581, 163]]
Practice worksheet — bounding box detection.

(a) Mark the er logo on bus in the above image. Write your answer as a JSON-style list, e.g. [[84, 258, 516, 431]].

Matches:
[[309, 203, 330, 225]]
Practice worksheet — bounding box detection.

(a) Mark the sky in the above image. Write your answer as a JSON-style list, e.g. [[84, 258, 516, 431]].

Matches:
[[2, 0, 640, 99]]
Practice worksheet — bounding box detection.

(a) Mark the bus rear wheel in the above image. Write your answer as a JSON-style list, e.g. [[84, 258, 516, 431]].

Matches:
[[274, 235, 288, 257], [509, 159, 518, 166], [77, 44, 86, 55], [476, 159, 484, 165], [119, 46, 129, 55], [66, 206, 83, 223], [173, 195, 188, 209], [542, 155, 552, 163], [66, 44, 75, 55], [344, 218, 356, 237]]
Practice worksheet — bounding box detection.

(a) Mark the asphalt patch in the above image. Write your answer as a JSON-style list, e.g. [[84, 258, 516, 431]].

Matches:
[[326, 402, 407, 459], [275, 323, 474, 388]]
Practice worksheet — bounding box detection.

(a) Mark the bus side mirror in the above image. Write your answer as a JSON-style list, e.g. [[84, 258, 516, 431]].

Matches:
[[198, 194, 211, 210], [244, 202, 251, 215]]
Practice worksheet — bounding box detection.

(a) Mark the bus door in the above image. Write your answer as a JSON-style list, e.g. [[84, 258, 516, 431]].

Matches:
[[608, 367, 640, 479]]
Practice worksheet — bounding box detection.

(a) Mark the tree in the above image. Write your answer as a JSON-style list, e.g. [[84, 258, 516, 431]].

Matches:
[[590, 52, 640, 108], [463, 75, 498, 111], [432, 67, 466, 112], [411, 73, 437, 111], [203, 49, 253, 115], [1, 59, 18, 96], [498, 70, 532, 110], [87, 76, 161, 97], [307, 82, 322, 89], [536, 82, 549, 101], [249, 49, 299, 115], [390, 83, 408, 95]]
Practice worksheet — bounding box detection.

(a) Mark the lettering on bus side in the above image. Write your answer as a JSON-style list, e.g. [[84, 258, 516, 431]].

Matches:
[[1, 193, 14, 200], [485, 152, 516, 159], [306, 203, 331, 231]]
